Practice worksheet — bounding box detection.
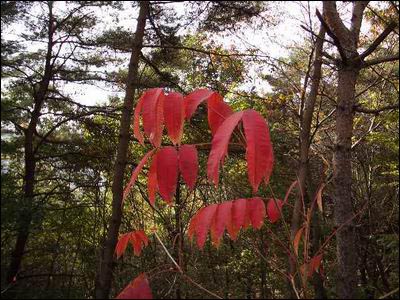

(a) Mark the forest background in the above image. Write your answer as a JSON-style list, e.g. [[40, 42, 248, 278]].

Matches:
[[1, 1, 399, 299]]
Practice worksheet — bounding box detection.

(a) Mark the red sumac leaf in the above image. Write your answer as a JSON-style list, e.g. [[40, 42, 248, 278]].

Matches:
[[247, 197, 266, 229], [123, 150, 155, 203], [178, 145, 198, 190], [164, 92, 184, 145], [131, 233, 142, 257], [207, 111, 244, 186], [135, 230, 149, 247], [184, 88, 214, 119], [267, 198, 284, 223], [309, 254, 323, 275], [188, 198, 267, 249], [210, 201, 232, 247], [301, 254, 323, 278], [115, 231, 149, 258], [156, 147, 178, 204], [141, 88, 164, 147], [242, 109, 274, 193], [142, 88, 163, 136], [207, 92, 233, 135], [231, 198, 248, 232], [116, 273, 152, 299], [130, 231, 149, 256], [195, 204, 218, 249], [189, 204, 218, 249], [115, 233, 130, 259]]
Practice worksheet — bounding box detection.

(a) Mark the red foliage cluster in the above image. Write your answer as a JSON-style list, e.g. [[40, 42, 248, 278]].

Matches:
[[115, 230, 149, 258], [116, 88, 277, 299]]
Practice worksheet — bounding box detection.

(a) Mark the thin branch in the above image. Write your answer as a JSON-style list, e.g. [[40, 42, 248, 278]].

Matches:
[[354, 104, 398, 114], [153, 232, 222, 299], [362, 53, 399, 68], [154, 232, 182, 273], [360, 21, 397, 60]]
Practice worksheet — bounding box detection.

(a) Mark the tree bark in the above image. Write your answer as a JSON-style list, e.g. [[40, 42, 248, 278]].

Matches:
[[321, 2, 369, 298], [6, 1, 55, 284], [94, 2, 149, 299], [333, 66, 359, 299]]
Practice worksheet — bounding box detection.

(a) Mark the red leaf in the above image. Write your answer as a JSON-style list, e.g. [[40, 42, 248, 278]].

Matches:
[[231, 198, 248, 232], [210, 201, 232, 247], [164, 92, 184, 145], [130, 231, 149, 256], [184, 88, 214, 119], [123, 150, 155, 203], [266, 198, 284, 223], [116, 273, 153, 299], [133, 95, 145, 145], [207, 111, 244, 186], [141, 88, 164, 147], [247, 197, 266, 229], [115, 231, 149, 258], [242, 109, 274, 193], [147, 153, 158, 207], [309, 254, 323, 275], [188, 198, 267, 249], [178, 145, 198, 190], [156, 146, 178, 204], [188, 210, 200, 241], [135, 230, 149, 247], [189, 204, 218, 249], [115, 233, 130, 259], [207, 92, 233, 135], [301, 254, 323, 278]]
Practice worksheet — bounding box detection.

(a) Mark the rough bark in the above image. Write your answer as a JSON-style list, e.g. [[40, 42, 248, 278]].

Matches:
[[333, 66, 359, 299], [321, 2, 368, 298], [94, 2, 150, 298], [6, 1, 55, 284]]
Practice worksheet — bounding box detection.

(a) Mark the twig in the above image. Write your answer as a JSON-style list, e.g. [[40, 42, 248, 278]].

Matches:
[[378, 287, 400, 299], [153, 232, 223, 299]]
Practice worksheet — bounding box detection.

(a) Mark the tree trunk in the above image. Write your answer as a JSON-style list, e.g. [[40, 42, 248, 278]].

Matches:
[[333, 66, 359, 298], [288, 26, 326, 297], [6, 1, 54, 284], [94, 2, 149, 298], [321, 2, 373, 297]]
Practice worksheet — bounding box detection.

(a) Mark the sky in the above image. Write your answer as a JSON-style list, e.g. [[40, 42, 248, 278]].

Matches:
[[3, 1, 374, 106], [67, 1, 322, 106]]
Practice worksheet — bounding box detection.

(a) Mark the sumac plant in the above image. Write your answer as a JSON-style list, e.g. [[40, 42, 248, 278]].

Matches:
[[115, 88, 323, 299]]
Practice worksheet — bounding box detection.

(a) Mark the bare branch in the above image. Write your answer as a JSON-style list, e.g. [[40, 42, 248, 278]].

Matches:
[[359, 21, 397, 60], [362, 53, 399, 68], [354, 104, 398, 114]]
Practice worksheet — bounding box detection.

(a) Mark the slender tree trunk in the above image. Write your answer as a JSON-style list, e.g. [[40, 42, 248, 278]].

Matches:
[[94, 2, 149, 298], [6, 1, 54, 284], [288, 26, 326, 297]]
